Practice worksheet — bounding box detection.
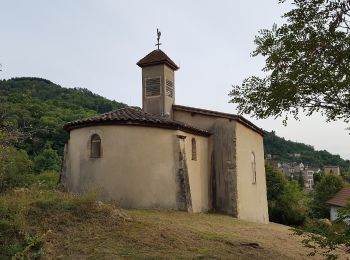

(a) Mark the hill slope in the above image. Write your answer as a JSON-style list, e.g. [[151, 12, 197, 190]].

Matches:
[[2, 188, 340, 259]]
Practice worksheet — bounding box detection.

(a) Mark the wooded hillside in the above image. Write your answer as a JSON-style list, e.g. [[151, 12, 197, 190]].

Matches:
[[0, 77, 126, 162], [264, 131, 350, 172]]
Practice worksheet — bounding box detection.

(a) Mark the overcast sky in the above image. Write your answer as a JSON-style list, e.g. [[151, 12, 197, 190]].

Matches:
[[1, 0, 349, 160]]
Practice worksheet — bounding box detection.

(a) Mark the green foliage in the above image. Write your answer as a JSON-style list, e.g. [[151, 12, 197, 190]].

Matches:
[[33, 144, 61, 173], [0, 77, 126, 160], [229, 0, 350, 124], [33, 171, 59, 190], [0, 145, 35, 192], [311, 174, 345, 218], [264, 131, 350, 171], [313, 171, 324, 186], [266, 162, 308, 225], [294, 212, 350, 259]]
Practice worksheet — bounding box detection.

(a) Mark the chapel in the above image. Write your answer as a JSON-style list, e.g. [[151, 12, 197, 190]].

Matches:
[[60, 45, 269, 224]]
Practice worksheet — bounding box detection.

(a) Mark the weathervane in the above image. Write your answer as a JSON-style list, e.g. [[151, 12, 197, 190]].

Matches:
[[155, 28, 162, 50]]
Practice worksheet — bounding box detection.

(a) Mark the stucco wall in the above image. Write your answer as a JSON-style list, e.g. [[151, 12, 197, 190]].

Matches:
[[182, 133, 210, 213], [65, 125, 210, 212], [66, 125, 181, 209], [330, 206, 340, 221], [173, 109, 220, 130], [235, 123, 269, 224], [174, 110, 238, 215], [174, 109, 269, 223]]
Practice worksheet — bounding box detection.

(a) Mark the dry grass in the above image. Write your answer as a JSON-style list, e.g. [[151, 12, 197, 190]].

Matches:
[[2, 189, 348, 259], [41, 210, 322, 259]]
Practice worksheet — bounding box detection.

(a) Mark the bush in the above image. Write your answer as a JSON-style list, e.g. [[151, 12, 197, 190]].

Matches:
[[0, 147, 34, 192], [33, 145, 61, 173], [33, 171, 59, 190]]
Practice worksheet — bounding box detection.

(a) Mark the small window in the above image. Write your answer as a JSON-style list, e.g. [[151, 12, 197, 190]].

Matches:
[[166, 79, 174, 98], [191, 138, 197, 161], [91, 134, 101, 158], [251, 152, 256, 184], [145, 77, 161, 97]]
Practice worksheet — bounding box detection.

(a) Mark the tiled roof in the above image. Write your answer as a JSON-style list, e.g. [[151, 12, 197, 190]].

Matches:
[[173, 104, 265, 136], [326, 187, 350, 207], [63, 107, 210, 136], [137, 49, 179, 70]]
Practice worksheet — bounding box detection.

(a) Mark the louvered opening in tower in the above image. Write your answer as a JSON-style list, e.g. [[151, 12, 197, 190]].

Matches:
[[166, 79, 174, 98], [145, 77, 161, 97]]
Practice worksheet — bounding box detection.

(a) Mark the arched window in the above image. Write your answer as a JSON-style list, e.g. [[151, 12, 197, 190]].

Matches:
[[91, 134, 101, 158], [191, 138, 197, 161], [251, 152, 256, 184]]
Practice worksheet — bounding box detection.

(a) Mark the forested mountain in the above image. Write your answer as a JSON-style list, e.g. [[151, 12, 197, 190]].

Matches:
[[0, 77, 126, 162], [264, 131, 350, 172], [1, 77, 349, 173]]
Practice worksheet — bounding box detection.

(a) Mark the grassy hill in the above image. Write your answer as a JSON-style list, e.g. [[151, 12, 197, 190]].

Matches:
[[2, 188, 341, 259]]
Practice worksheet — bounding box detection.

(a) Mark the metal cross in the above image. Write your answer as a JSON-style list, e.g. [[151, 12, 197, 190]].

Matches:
[[155, 28, 162, 49]]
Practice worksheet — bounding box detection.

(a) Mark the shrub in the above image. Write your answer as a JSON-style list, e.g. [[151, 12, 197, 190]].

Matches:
[[0, 147, 34, 192], [33, 145, 61, 173], [33, 171, 59, 190]]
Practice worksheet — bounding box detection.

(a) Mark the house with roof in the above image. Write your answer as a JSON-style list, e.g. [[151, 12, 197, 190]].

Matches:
[[60, 46, 269, 224], [324, 165, 341, 176], [326, 187, 350, 221]]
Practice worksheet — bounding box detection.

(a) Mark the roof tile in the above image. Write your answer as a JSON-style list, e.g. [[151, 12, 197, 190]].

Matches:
[[326, 187, 350, 207], [137, 49, 179, 70], [64, 107, 210, 136]]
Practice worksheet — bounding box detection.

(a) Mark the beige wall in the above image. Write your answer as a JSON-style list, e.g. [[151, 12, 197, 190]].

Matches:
[[173, 109, 221, 130], [164, 65, 175, 116], [174, 109, 269, 223], [235, 123, 269, 224], [174, 110, 238, 215], [65, 125, 210, 212], [67, 125, 179, 209], [182, 133, 210, 212]]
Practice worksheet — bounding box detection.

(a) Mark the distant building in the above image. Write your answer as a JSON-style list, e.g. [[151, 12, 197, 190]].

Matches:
[[278, 162, 318, 189], [302, 168, 319, 190], [324, 166, 341, 176], [326, 187, 350, 221]]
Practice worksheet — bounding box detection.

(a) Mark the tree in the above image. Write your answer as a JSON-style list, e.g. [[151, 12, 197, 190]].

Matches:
[[266, 162, 308, 225], [33, 144, 61, 173], [229, 0, 350, 124], [313, 171, 324, 186], [311, 173, 345, 218]]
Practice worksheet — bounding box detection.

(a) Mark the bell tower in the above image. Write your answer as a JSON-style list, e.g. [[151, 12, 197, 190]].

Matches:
[[137, 31, 179, 118]]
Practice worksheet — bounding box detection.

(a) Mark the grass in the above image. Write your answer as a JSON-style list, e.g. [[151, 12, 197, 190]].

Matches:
[[1, 187, 347, 259]]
